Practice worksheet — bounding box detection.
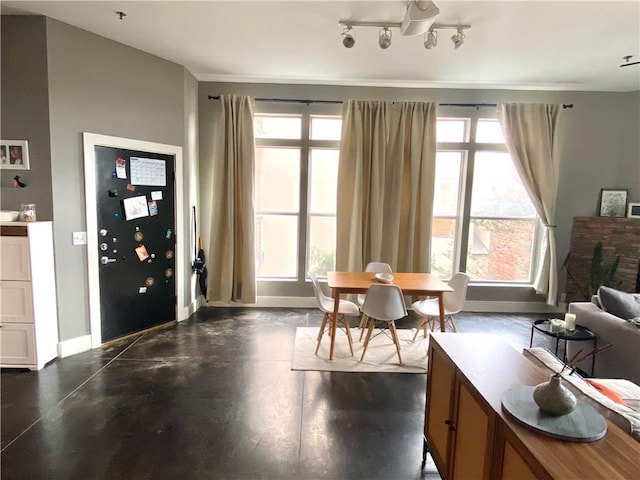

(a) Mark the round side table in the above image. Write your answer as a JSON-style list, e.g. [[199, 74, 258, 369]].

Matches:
[[529, 320, 597, 375]]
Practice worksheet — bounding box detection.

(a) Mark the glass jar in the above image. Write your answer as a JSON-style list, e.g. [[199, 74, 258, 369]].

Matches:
[[20, 203, 37, 222]]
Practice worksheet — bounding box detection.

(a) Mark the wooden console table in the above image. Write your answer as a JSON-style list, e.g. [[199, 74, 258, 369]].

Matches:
[[424, 333, 639, 479]]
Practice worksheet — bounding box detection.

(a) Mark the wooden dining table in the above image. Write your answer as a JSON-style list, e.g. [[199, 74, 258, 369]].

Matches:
[[325, 271, 453, 360]]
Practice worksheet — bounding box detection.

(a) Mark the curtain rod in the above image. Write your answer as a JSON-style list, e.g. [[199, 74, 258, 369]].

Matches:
[[440, 103, 574, 109], [207, 96, 573, 109], [207, 95, 341, 105]]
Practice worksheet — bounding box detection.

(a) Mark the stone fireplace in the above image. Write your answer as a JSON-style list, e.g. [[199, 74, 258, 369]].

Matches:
[[566, 216, 640, 304]]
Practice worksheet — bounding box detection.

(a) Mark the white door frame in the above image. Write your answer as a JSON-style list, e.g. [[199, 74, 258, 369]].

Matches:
[[82, 132, 184, 348]]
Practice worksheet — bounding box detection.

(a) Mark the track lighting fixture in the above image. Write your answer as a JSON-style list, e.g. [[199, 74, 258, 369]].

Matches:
[[378, 27, 392, 49], [451, 28, 465, 49], [338, 20, 470, 51], [342, 26, 355, 48], [424, 29, 437, 49]]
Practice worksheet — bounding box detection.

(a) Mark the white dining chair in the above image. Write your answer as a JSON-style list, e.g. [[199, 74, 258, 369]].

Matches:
[[411, 272, 470, 341], [308, 272, 360, 356], [360, 283, 408, 366], [357, 262, 393, 340]]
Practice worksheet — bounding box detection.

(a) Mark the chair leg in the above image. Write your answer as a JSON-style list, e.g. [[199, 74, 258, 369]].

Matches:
[[412, 317, 427, 342], [389, 320, 403, 366], [447, 315, 458, 332], [359, 314, 369, 341], [315, 313, 329, 354], [341, 314, 355, 356], [358, 313, 367, 330], [360, 318, 376, 362]]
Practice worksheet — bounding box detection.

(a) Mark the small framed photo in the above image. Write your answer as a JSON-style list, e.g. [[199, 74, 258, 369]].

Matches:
[[628, 202, 640, 218], [0, 140, 30, 170], [598, 188, 628, 218]]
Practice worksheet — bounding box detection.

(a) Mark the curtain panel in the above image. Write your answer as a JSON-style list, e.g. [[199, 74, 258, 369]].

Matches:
[[203, 95, 257, 303], [337, 100, 437, 273], [498, 103, 563, 305]]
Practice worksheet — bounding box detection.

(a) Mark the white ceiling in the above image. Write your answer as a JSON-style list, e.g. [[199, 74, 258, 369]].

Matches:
[[3, 1, 640, 92]]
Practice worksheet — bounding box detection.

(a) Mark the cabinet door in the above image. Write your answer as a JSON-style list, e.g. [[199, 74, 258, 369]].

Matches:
[[426, 345, 456, 474], [450, 381, 492, 480], [0, 237, 31, 280], [0, 323, 36, 366], [0, 281, 34, 323], [500, 440, 538, 480]]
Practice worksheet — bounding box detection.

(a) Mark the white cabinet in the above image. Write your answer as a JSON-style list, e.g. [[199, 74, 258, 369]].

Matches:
[[0, 222, 59, 370]]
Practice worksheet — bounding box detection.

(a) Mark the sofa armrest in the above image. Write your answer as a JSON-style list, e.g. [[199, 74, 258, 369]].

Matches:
[[567, 302, 640, 385]]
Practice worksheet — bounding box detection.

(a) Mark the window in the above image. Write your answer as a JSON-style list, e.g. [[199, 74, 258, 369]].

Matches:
[[254, 106, 537, 291], [433, 116, 539, 283], [254, 108, 342, 287]]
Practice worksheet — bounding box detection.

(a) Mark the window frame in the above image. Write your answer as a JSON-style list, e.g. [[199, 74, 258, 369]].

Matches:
[[253, 102, 342, 296], [436, 107, 542, 285]]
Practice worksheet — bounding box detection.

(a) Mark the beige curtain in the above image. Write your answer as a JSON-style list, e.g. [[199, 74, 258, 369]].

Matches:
[[337, 100, 437, 273], [498, 103, 562, 305], [336, 101, 389, 272], [383, 102, 437, 272], [204, 95, 256, 303]]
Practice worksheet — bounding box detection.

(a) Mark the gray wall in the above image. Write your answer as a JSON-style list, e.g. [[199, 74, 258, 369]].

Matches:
[[183, 69, 200, 307], [1, 16, 53, 219], [45, 18, 195, 341], [200, 83, 640, 304], [1, 15, 199, 343]]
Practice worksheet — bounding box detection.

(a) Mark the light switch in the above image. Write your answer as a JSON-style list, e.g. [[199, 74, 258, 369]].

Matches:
[[72, 231, 87, 245]]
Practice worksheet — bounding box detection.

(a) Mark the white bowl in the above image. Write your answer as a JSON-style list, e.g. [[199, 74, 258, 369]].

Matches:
[[0, 210, 20, 222], [375, 273, 394, 284]]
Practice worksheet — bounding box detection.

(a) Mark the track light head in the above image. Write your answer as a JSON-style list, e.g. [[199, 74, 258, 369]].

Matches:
[[342, 26, 355, 48], [378, 27, 392, 49], [451, 28, 465, 49], [424, 29, 437, 49]]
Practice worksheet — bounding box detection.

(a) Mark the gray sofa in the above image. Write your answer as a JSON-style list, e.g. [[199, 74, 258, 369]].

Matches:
[[567, 298, 640, 386]]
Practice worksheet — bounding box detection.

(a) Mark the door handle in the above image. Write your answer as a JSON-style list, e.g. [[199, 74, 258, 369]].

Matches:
[[100, 256, 117, 265]]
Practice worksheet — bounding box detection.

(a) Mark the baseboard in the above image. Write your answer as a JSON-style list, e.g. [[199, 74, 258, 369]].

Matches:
[[58, 334, 92, 358], [199, 297, 564, 313], [463, 300, 565, 314], [178, 298, 199, 321]]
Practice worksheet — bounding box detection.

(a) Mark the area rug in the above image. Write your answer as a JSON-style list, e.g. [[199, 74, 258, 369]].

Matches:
[[292, 327, 429, 373]]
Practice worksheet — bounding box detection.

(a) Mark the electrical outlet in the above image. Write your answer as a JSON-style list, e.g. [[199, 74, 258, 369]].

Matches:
[[72, 231, 87, 245], [560, 293, 567, 302]]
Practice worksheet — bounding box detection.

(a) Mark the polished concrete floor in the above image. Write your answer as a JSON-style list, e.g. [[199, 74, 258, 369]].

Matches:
[[1, 308, 546, 479]]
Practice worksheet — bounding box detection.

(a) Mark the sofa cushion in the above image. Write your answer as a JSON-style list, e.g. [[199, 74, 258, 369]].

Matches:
[[597, 286, 640, 320]]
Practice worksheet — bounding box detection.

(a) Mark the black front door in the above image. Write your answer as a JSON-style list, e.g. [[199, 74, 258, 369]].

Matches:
[[94, 146, 176, 342]]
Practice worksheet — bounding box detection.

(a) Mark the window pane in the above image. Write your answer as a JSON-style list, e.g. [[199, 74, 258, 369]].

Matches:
[[255, 147, 300, 212], [308, 215, 336, 276], [255, 215, 298, 277], [309, 149, 338, 214], [437, 119, 467, 142], [470, 152, 536, 217], [466, 219, 536, 282], [434, 151, 462, 216], [254, 114, 301, 139], [311, 116, 342, 140], [431, 217, 456, 280], [476, 119, 505, 143]]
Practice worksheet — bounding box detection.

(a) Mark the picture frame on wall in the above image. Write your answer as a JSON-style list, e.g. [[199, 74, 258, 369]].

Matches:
[[628, 202, 640, 218], [0, 140, 30, 170], [598, 188, 628, 218]]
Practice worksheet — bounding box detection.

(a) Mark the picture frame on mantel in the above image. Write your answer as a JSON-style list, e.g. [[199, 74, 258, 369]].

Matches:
[[598, 188, 628, 218], [628, 202, 640, 218], [0, 140, 30, 170]]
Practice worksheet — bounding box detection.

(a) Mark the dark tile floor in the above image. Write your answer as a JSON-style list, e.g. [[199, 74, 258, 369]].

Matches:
[[1, 309, 549, 480]]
